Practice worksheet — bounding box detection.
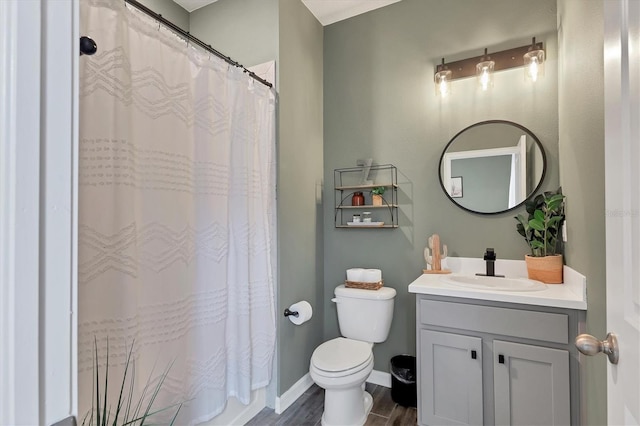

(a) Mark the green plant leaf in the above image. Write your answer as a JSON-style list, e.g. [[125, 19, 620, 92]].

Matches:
[[529, 218, 545, 231], [525, 199, 538, 215], [530, 240, 545, 249], [533, 209, 545, 222], [548, 216, 564, 226], [83, 339, 182, 426], [547, 193, 565, 203], [371, 186, 385, 195]]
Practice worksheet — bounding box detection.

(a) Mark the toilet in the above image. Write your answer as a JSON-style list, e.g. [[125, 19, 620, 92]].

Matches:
[[309, 285, 396, 426]]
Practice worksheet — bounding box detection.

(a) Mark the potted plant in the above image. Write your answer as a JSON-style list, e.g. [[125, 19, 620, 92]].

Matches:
[[514, 187, 566, 283], [82, 339, 182, 426], [371, 186, 385, 206]]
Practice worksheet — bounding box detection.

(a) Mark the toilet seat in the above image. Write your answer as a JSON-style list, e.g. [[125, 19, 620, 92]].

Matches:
[[311, 338, 373, 378]]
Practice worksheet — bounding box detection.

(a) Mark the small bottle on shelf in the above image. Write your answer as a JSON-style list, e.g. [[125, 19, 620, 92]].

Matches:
[[351, 191, 365, 206]]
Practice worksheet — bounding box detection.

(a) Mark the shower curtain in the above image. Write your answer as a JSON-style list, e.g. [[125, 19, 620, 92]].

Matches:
[[78, 1, 276, 423]]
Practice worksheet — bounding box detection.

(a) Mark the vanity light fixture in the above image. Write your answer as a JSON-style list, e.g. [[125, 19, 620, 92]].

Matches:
[[476, 48, 495, 91], [434, 38, 544, 94], [434, 58, 452, 97], [523, 37, 545, 82]]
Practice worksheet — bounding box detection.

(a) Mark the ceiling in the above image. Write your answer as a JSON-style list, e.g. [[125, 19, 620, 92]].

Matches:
[[172, 0, 402, 25]]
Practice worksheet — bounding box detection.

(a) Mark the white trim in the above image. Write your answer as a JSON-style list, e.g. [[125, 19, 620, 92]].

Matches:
[[0, 1, 42, 424], [71, 0, 80, 415], [0, 1, 78, 423], [40, 0, 78, 422], [275, 373, 314, 414], [226, 390, 266, 426], [197, 389, 266, 426], [367, 369, 392, 388]]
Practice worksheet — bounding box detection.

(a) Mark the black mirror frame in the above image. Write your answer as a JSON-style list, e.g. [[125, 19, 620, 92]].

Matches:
[[438, 120, 547, 215]]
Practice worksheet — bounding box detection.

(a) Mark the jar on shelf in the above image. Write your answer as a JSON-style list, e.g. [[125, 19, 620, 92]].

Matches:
[[362, 212, 372, 223], [351, 191, 365, 206]]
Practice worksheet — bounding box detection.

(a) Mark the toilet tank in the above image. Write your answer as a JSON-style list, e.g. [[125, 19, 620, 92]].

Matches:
[[334, 285, 396, 343]]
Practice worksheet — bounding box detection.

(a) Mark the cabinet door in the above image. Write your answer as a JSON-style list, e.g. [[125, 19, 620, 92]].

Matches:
[[420, 330, 483, 426], [493, 340, 570, 426]]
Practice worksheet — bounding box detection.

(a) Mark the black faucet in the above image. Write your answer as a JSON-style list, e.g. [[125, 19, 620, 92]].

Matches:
[[476, 248, 504, 277]]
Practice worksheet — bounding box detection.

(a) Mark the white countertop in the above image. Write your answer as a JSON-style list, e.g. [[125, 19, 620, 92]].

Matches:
[[408, 257, 587, 310]]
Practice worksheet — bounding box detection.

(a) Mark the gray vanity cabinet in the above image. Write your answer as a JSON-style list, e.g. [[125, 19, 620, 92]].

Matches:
[[416, 295, 582, 426], [493, 340, 570, 425], [420, 330, 484, 425]]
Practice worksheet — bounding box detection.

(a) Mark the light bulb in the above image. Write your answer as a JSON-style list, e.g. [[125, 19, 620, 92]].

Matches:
[[438, 76, 450, 97], [528, 57, 539, 82], [434, 68, 452, 97], [480, 67, 490, 90], [524, 47, 545, 82], [475, 59, 494, 91]]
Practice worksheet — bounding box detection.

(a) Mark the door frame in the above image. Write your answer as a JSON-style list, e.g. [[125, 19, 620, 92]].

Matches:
[[0, 0, 78, 423]]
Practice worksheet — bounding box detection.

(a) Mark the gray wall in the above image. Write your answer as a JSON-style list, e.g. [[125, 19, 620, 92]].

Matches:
[[557, 0, 606, 424], [277, 0, 324, 394], [451, 155, 512, 212], [323, 0, 559, 372], [136, 0, 190, 31], [190, 0, 279, 67]]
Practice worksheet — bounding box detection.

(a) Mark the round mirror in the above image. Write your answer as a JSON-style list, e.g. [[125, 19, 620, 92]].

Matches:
[[439, 120, 546, 215]]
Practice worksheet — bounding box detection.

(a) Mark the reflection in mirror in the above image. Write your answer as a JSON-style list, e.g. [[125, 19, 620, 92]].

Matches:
[[439, 120, 546, 214]]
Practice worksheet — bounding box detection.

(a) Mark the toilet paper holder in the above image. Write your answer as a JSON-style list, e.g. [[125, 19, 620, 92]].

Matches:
[[283, 308, 299, 318]]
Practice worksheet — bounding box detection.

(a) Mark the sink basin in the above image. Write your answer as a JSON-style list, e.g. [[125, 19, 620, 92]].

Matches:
[[441, 275, 547, 292]]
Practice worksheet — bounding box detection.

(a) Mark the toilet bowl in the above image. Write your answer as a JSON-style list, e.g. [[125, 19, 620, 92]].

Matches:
[[309, 285, 396, 426], [310, 338, 374, 426]]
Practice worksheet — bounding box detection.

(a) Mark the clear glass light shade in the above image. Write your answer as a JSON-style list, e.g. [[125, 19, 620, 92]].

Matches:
[[475, 60, 495, 91], [434, 69, 452, 97], [524, 49, 545, 82]]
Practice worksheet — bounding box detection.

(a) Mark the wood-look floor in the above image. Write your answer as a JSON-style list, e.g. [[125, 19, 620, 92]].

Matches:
[[245, 383, 417, 426]]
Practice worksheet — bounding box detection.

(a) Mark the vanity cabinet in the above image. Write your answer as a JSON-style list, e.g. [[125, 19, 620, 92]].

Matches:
[[333, 164, 398, 228], [420, 330, 483, 425], [416, 295, 582, 426]]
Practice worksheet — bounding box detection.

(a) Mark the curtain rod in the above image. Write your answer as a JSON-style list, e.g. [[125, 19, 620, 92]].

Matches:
[[124, 0, 273, 88]]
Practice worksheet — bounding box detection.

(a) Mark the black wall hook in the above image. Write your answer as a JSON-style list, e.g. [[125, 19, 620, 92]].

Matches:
[[80, 36, 97, 56], [283, 308, 299, 318]]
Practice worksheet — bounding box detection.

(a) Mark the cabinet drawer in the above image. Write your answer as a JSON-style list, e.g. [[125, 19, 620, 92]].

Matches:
[[420, 299, 568, 344]]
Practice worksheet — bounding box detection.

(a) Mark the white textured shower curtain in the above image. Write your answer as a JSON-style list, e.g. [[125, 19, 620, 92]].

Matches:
[[78, 1, 276, 423]]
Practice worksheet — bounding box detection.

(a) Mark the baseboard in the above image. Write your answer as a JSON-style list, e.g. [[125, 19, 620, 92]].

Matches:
[[367, 369, 391, 388], [275, 373, 314, 414]]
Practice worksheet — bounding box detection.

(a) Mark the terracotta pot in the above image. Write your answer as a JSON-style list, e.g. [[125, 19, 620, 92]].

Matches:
[[372, 194, 383, 206], [525, 254, 563, 284]]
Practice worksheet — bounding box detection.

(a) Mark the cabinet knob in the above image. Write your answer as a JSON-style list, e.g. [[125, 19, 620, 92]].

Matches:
[[498, 354, 505, 364], [471, 350, 477, 359], [575, 332, 619, 364]]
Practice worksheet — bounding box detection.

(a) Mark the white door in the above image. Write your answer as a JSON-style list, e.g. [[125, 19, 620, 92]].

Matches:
[[604, 1, 640, 424]]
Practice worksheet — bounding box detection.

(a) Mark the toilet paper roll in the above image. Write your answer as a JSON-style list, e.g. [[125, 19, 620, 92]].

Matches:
[[288, 301, 313, 325], [346, 268, 365, 282], [362, 269, 382, 283]]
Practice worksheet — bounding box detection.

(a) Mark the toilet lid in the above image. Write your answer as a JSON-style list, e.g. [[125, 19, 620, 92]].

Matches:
[[311, 337, 372, 373]]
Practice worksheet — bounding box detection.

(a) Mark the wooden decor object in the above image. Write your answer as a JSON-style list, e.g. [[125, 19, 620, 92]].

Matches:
[[423, 234, 451, 274]]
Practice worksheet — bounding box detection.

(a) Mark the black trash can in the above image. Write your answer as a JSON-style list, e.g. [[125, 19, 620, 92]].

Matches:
[[390, 354, 417, 407]]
